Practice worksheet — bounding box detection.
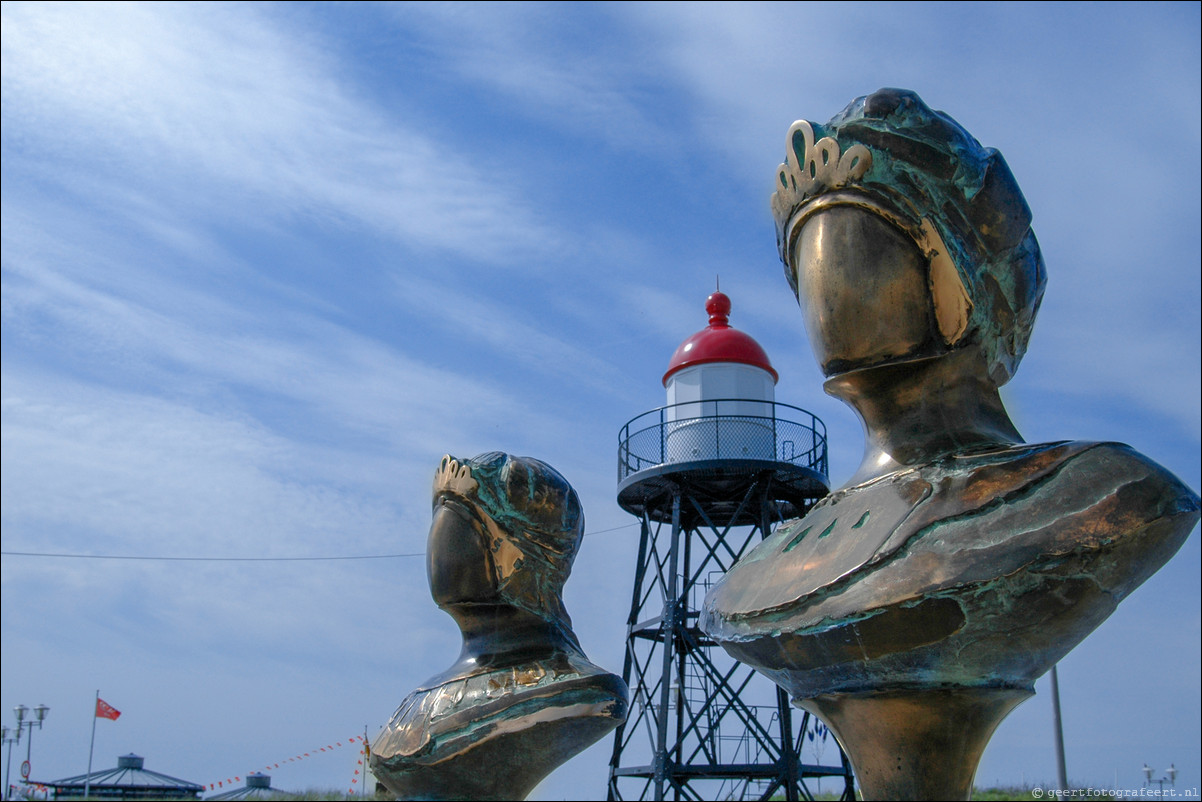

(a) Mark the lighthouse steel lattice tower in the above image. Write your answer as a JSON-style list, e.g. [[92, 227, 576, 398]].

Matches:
[[606, 292, 855, 802]]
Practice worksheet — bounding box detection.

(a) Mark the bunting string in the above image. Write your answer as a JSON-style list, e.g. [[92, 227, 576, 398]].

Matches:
[[204, 734, 368, 792], [347, 742, 368, 796]]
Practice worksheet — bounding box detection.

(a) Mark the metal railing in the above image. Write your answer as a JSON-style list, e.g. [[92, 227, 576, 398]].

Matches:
[[618, 399, 827, 483]]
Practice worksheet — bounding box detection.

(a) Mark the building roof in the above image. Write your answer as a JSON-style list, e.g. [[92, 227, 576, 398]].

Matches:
[[37, 753, 204, 799], [206, 772, 300, 800], [663, 292, 778, 386]]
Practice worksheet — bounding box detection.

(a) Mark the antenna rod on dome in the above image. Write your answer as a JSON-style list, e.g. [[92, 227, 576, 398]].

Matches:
[[716, 275, 720, 292]]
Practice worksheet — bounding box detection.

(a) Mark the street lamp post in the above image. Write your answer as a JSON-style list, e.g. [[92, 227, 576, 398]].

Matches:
[[1142, 763, 1176, 791], [2, 724, 20, 802], [10, 705, 49, 798]]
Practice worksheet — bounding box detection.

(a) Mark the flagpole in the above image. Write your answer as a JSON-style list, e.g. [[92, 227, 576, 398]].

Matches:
[[85, 690, 98, 800], [363, 726, 372, 797]]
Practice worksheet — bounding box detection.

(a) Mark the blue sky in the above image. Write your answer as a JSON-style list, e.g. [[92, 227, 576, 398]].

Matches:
[[2, 2, 1198, 799]]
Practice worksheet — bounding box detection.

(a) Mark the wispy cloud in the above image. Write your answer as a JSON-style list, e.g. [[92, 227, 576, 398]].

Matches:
[[1, 1, 559, 264], [397, 273, 636, 396], [2, 180, 571, 453], [1, 367, 402, 553], [386, 2, 679, 153]]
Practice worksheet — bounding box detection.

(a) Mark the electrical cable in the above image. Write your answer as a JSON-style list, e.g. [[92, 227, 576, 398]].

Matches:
[[0, 522, 638, 562]]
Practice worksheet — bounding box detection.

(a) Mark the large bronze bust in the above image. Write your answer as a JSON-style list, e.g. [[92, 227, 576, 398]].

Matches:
[[702, 89, 1199, 800], [371, 453, 628, 801]]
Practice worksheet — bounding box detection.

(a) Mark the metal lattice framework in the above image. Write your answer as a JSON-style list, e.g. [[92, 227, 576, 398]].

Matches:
[[608, 403, 855, 801]]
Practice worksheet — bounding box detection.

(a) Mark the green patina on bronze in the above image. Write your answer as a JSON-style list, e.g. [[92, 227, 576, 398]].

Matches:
[[433, 451, 585, 647], [772, 88, 1046, 385]]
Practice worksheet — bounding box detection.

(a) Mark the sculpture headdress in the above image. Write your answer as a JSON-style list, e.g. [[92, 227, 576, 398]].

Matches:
[[433, 452, 584, 646], [771, 88, 1046, 384]]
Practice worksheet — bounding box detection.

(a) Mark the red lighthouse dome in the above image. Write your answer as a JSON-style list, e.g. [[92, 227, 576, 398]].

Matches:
[[663, 292, 778, 387]]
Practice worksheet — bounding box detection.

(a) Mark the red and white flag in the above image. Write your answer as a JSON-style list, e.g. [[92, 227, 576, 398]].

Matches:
[[96, 698, 121, 720]]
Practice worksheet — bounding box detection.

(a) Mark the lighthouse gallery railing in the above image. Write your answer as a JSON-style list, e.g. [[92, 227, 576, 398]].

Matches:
[[618, 399, 827, 483]]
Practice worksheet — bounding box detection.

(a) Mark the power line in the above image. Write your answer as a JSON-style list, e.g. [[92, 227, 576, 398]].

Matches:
[[586, 522, 639, 536], [0, 523, 639, 564], [0, 551, 422, 562]]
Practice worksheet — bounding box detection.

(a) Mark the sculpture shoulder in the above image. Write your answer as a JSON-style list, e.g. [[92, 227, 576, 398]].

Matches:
[[371, 652, 628, 761], [705, 440, 1199, 632], [908, 440, 1198, 551]]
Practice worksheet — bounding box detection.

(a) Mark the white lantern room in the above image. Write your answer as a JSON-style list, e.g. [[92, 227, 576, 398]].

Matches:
[[661, 292, 778, 462]]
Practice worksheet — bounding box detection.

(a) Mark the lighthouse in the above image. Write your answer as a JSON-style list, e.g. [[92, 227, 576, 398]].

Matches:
[[607, 290, 852, 801]]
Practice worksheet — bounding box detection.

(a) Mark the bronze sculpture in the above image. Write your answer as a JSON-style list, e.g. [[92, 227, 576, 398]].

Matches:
[[701, 89, 1200, 800], [370, 453, 628, 801]]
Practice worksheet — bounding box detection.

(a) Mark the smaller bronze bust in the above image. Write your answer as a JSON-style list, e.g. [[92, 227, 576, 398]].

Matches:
[[370, 453, 628, 801]]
